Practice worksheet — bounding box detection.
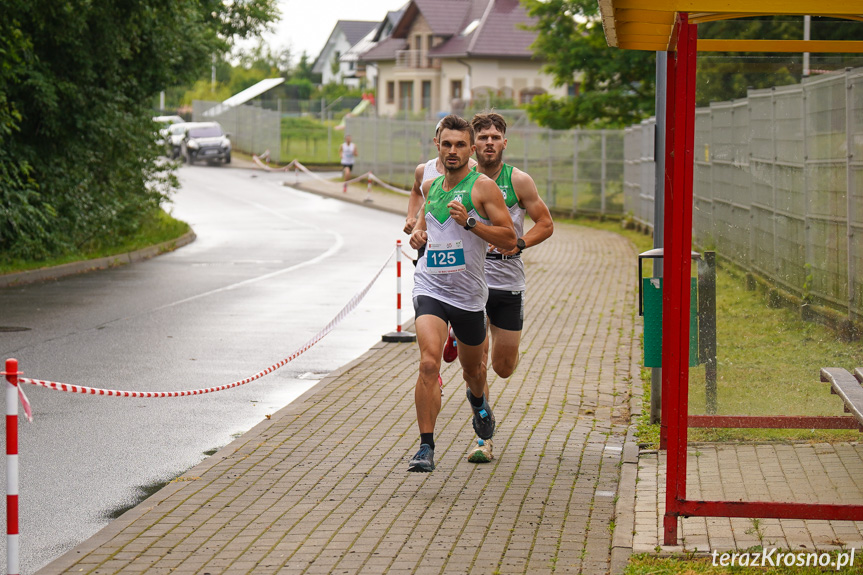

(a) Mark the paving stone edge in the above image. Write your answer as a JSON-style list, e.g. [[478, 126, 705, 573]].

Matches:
[[610, 355, 645, 574]]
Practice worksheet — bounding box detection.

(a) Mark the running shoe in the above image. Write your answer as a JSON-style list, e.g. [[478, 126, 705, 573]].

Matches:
[[407, 444, 435, 472], [443, 326, 458, 363], [467, 438, 494, 463], [438, 373, 444, 395], [466, 389, 495, 440]]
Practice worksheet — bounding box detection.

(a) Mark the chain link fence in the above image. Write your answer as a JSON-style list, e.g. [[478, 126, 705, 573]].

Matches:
[[345, 116, 626, 216], [624, 66, 863, 321]]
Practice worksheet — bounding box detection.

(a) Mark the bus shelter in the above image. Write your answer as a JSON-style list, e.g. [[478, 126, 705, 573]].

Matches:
[[598, 1, 863, 545]]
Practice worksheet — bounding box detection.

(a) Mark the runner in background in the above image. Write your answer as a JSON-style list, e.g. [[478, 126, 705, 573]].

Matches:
[[463, 111, 554, 464], [339, 134, 357, 180]]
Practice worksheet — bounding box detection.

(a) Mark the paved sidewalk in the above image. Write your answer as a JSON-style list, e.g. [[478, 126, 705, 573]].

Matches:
[[37, 176, 644, 574], [635, 443, 863, 555]]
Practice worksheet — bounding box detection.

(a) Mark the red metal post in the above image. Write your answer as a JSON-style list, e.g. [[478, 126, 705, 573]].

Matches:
[[663, 13, 698, 546], [396, 240, 403, 332]]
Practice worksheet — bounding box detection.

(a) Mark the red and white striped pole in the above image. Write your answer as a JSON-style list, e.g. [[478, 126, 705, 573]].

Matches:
[[382, 241, 416, 342], [364, 173, 373, 203], [396, 239, 403, 332], [4, 358, 20, 575]]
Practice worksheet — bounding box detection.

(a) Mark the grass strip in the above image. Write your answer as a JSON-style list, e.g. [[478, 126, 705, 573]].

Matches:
[[0, 208, 190, 276]]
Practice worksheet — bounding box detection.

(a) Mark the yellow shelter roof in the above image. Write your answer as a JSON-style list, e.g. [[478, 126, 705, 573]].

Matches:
[[597, 0, 863, 52]]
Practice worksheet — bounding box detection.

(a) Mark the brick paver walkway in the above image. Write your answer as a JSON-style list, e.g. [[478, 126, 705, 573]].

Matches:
[[635, 443, 863, 554], [37, 176, 642, 574]]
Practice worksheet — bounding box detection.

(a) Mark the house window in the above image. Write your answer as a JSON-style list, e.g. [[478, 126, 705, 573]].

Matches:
[[422, 81, 432, 110], [386, 81, 395, 104], [451, 80, 462, 101], [399, 81, 414, 111]]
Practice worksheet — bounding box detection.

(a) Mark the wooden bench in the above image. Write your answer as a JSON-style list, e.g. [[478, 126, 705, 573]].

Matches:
[[821, 367, 863, 426]]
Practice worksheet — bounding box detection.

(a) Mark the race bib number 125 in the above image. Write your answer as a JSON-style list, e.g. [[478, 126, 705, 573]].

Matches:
[[426, 241, 466, 275]]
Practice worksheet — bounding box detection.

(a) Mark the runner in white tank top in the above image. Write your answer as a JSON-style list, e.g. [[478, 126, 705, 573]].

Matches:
[[404, 122, 478, 235], [459, 112, 554, 465], [406, 115, 516, 473]]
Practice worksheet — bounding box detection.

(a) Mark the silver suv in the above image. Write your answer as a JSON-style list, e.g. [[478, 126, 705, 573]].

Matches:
[[181, 122, 231, 165]]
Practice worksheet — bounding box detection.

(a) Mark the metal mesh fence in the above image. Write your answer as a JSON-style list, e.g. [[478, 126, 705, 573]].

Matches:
[[623, 66, 863, 321], [346, 117, 625, 216]]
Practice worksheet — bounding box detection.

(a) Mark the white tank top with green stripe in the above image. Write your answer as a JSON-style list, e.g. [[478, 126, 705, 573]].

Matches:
[[484, 164, 526, 291], [413, 171, 490, 312]]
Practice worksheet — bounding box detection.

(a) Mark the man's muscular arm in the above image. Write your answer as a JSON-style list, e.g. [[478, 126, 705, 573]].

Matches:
[[409, 180, 431, 250], [447, 176, 516, 251], [496, 168, 554, 256], [404, 163, 426, 234]]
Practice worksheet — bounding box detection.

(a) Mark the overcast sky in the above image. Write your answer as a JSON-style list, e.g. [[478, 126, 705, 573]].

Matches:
[[258, 0, 406, 64]]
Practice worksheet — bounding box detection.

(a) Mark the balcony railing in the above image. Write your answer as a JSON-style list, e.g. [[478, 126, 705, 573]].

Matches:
[[395, 50, 438, 69]]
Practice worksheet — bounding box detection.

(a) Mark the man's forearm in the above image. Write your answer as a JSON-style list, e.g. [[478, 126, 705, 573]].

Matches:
[[472, 224, 516, 252]]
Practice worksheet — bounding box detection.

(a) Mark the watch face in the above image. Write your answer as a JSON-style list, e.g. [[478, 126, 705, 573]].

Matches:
[[517, 238, 526, 249]]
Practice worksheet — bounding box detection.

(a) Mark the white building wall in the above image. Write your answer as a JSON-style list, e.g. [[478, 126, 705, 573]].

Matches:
[[375, 58, 567, 117], [318, 33, 356, 85]]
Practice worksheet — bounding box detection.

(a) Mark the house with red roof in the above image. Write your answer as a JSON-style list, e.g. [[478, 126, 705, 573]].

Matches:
[[358, 0, 569, 117], [313, 20, 380, 87]]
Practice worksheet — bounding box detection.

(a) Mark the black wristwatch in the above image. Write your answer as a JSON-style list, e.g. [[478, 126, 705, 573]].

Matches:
[[464, 216, 477, 231], [516, 237, 527, 251]]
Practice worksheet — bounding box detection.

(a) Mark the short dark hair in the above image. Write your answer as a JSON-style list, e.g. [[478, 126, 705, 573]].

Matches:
[[471, 112, 507, 135], [437, 114, 474, 145]]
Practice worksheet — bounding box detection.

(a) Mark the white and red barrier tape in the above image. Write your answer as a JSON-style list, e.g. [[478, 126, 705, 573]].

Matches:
[[252, 155, 411, 197], [18, 247, 395, 399]]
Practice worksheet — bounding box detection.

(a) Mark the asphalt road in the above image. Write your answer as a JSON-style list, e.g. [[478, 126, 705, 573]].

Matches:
[[0, 163, 414, 574]]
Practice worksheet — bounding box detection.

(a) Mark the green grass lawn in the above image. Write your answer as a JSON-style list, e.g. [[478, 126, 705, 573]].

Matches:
[[567, 217, 863, 444], [625, 551, 863, 574], [0, 209, 190, 275]]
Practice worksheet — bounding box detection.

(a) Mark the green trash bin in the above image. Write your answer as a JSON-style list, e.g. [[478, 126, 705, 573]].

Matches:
[[638, 249, 700, 368]]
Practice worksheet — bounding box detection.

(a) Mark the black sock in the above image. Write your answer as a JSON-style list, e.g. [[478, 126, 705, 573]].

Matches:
[[468, 390, 484, 407], [420, 433, 435, 450]]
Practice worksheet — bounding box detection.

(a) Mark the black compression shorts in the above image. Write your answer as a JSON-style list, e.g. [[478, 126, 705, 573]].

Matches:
[[486, 288, 524, 331], [413, 295, 487, 346]]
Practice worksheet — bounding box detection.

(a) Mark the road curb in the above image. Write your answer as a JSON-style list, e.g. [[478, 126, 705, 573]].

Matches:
[[610, 356, 645, 573], [287, 181, 406, 218], [0, 230, 197, 288]]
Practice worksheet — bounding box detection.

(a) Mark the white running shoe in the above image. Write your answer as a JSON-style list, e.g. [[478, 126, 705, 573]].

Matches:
[[467, 437, 494, 463]]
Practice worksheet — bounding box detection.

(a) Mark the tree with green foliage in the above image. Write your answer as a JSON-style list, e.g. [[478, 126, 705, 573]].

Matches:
[[695, 17, 863, 105], [522, 0, 656, 129], [0, 0, 278, 261], [294, 52, 322, 84]]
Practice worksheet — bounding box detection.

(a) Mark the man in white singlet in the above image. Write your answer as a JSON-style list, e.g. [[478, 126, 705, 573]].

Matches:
[[339, 135, 357, 180], [403, 121, 477, 235], [464, 112, 554, 464], [405, 114, 516, 473]]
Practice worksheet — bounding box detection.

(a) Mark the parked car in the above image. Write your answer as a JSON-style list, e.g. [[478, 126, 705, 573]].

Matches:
[[181, 122, 231, 165], [165, 122, 195, 159], [153, 115, 185, 150]]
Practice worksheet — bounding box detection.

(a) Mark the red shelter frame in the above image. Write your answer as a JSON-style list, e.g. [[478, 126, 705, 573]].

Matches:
[[657, 13, 863, 545]]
